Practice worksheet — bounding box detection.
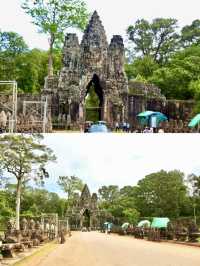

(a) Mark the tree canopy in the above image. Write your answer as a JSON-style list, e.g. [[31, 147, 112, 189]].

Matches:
[[0, 134, 56, 230], [127, 18, 179, 65], [126, 18, 200, 107], [21, 0, 89, 75]]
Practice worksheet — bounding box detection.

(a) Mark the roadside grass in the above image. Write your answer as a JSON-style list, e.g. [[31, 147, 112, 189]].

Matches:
[[13, 241, 59, 266]]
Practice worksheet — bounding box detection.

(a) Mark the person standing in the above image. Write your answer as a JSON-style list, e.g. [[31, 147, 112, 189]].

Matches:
[[115, 122, 119, 132], [123, 121, 127, 132], [126, 122, 130, 133]]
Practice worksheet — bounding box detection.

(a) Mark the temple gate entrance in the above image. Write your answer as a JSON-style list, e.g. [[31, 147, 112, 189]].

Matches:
[[85, 74, 104, 122], [82, 209, 90, 228]]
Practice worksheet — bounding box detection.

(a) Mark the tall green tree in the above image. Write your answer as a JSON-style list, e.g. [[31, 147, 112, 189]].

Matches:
[[98, 185, 139, 225], [187, 174, 200, 218], [98, 185, 120, 204], [0, 31, 28, 89], [181, 20, 200, 47], [134, 170, 189, 218], [57, 175, 84, 209], [22, 0, 88, 76], [21, 187, 68, 217], [0, 31, 28, 56], [149, 45, 200, 99], [127, 18, 179, 65], [125, 56, 159, 80], [0, 134, 56, 231]]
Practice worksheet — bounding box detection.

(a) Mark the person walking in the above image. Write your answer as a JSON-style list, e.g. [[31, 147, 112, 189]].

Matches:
[[60, 229, 66, 244], [115, 122, 120, 132]]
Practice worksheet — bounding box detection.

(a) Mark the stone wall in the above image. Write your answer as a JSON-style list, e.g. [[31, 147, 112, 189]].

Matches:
[[0, 93, 52, 132], [128, 94, 195, 131]]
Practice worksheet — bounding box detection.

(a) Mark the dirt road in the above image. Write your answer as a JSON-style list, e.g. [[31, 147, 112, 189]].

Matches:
[[25, 232, 200, 266]]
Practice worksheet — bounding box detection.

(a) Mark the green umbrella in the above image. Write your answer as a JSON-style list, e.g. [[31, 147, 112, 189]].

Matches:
[[151, 218, 170, 228], [137, 220, 151, 228], [188, 114, 200, 128], [137, 111, 168, 127], [121, 222, 130, 229]]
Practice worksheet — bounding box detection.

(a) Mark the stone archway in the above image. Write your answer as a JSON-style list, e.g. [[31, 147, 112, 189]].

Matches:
[[84, 74, 104, 122], [81, 209, 91, 229]]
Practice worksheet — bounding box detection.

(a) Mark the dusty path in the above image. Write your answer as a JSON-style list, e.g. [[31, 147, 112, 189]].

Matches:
[[23, 232, 200, 266]]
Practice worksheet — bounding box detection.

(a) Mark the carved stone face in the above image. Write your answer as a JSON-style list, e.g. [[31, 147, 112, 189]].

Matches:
[[29, 219, 35, 229], [21, 218, 28, 230], [44, 11, 129, 126]]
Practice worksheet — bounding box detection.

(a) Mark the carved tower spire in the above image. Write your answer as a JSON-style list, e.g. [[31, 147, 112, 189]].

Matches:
[[81, 11, 108, 48], [81, 11, 108, 76]]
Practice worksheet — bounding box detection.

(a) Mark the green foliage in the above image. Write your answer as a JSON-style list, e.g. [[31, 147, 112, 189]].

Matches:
[[0, 170, 199, 226], [0, 31, 29, 91], [0, 36, 61, 92], [0, 190, 15, 228], [22, 0, 89, 40], [58, 175, 84, 199], [98, 185, 139, 224], [98, 185, 120, 204], [85, 85, 100, 121], [0, 134, 56, 229], [85, 85, 100, 108], [0, 191, 15, 217], [57, 175, 84, 210], [122, 208, 140, 225], [0, 31, 28, 56], [149, 46, 200, 99], [21, 0, 89, 73], [181, 20, 200, 47], [0, 187, 68, 226], [0, 134, 56, 183], [125, 56, 159, 80], [21, 187, 68, 217], [127, 18, 179, 65], [134, 170, 190, 218], [189, 80, 200, 100], [126, 19, 200, 100]]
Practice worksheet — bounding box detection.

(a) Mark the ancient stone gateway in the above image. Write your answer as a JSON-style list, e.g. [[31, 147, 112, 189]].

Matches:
[[69, 184, 101, 230], [44, 11, 129, 126]]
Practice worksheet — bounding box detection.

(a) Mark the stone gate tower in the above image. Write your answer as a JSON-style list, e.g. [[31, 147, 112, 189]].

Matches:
[[69, 184, 100, 230], [44, 11, 128, 126]]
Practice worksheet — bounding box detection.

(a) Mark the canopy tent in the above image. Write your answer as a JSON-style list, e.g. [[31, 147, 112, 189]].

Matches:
[[188, 114, 200, 128], [151, 218, 170, 228], [121, 222, 130, 229], [137, 220, 151, 228], [137, 111, 168, 127]]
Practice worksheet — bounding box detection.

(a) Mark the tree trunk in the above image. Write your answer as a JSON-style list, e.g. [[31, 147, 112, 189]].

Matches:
[[48, 35, 54, 77], [16, 178, 22, 231]]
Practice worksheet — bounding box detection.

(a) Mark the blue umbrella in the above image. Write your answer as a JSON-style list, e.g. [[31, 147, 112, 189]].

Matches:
[[137, 111, 168, 127]]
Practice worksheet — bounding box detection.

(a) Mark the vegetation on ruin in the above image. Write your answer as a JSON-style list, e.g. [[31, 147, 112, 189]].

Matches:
[[1, 10, 200, 109]]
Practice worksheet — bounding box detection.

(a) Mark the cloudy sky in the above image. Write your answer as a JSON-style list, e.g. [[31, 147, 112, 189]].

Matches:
[[39, 134, 200, 197], [0, 0, 200, 49]]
